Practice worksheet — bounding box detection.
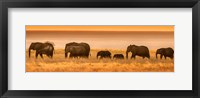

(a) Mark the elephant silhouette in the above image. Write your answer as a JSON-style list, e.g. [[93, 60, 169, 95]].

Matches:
[[126, 45, 150, 59], [156, 47, 174, 59], [97, 51, 111, 59], [29, 42, 54, 59], [113, 54, 124, 59], [65, 42, 90, 58]]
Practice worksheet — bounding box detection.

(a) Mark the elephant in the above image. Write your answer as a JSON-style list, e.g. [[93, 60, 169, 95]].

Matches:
[[126, 45, 150, 59], [29, 42, 54, 59], [156, 47, 174, 59], [65, 42, 90, 58], [113, 54, 124, 59], [96, 51, 111, 59], [65, 45, 87, 58]]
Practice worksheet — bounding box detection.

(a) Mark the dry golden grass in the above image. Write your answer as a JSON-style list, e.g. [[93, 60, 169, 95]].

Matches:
[[26, 49, 174, 72]]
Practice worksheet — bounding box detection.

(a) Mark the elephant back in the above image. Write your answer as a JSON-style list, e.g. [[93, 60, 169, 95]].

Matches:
[[30, 42, 44, 50], [126, 45, 150, 59], [165, 48, 174, 55], [65, 42, 79, 52], [137, 46, 149, 54], [44, 42, 54, 51], [129, 45, 149, 54], [43, 44, 54, 51], [37, 42, 54, 54]]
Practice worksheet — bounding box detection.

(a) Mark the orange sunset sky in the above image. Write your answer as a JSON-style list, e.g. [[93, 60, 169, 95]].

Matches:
[[26, 25, 174, 50]]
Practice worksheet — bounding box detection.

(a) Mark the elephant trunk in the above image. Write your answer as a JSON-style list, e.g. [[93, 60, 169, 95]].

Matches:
[[126, 51, 128, 59], [29, 48, 31, 58]]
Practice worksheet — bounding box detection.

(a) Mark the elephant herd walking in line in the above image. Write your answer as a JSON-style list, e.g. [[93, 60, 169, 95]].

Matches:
[[28, 42, 174, 60]]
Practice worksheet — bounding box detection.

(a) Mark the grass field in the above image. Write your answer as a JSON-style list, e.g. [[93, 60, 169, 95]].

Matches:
[[26, 49, 174, 72]]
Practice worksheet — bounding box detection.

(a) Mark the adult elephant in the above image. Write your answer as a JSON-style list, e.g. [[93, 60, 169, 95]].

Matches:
[[65, 42, 90, 58], [96, 51, 111, 59], [29, 42, 54, 58], [65, 45, 86, 58], [126, 45, 150, 59], [156, 47, 174, 59]]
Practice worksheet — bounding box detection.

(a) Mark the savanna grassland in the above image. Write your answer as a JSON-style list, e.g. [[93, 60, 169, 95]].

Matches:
[[26, 49, 174, 72]]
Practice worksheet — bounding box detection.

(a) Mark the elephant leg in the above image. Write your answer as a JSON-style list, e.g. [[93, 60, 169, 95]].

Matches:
[[160, 55, 163, 59], [40, 54, 43, 59], [69, 54, 73, 58], [50, 52, 53, 58], [87, 54, 90, 58], [51, 54, 53, 58], [131, 54, 134, 59], [79, 55, 83, 58], [36, 52, 39, 59], [164, 56, 166, 59], [82, 54, 87, 58], [131, 53, 136, 59], [49, 53, 53, 58], [132, 55, 136, 59], [65, 53, 67, 58], [170, 55, 174, 59], [75, 54, 78, 58], [131, 56, 136, 59], [83, 55, 87, 58], [48, 54, 52, 59]]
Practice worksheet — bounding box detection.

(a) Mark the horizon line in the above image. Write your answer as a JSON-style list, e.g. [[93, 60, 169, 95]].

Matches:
[[26, 25, 174, 32]]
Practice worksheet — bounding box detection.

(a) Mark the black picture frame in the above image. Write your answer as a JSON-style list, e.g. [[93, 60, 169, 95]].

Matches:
[[0, 0, 199, 98]]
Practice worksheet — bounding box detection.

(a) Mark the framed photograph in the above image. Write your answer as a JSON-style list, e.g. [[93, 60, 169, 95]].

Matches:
[[0, 0, 199, 98], [26, 25, 174, 72]]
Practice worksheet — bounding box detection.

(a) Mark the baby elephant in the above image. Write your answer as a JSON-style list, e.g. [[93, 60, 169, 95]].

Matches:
[[156, 47, 174, 59], [113, 54, 124, 59], [97, 50, 111, 59]]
